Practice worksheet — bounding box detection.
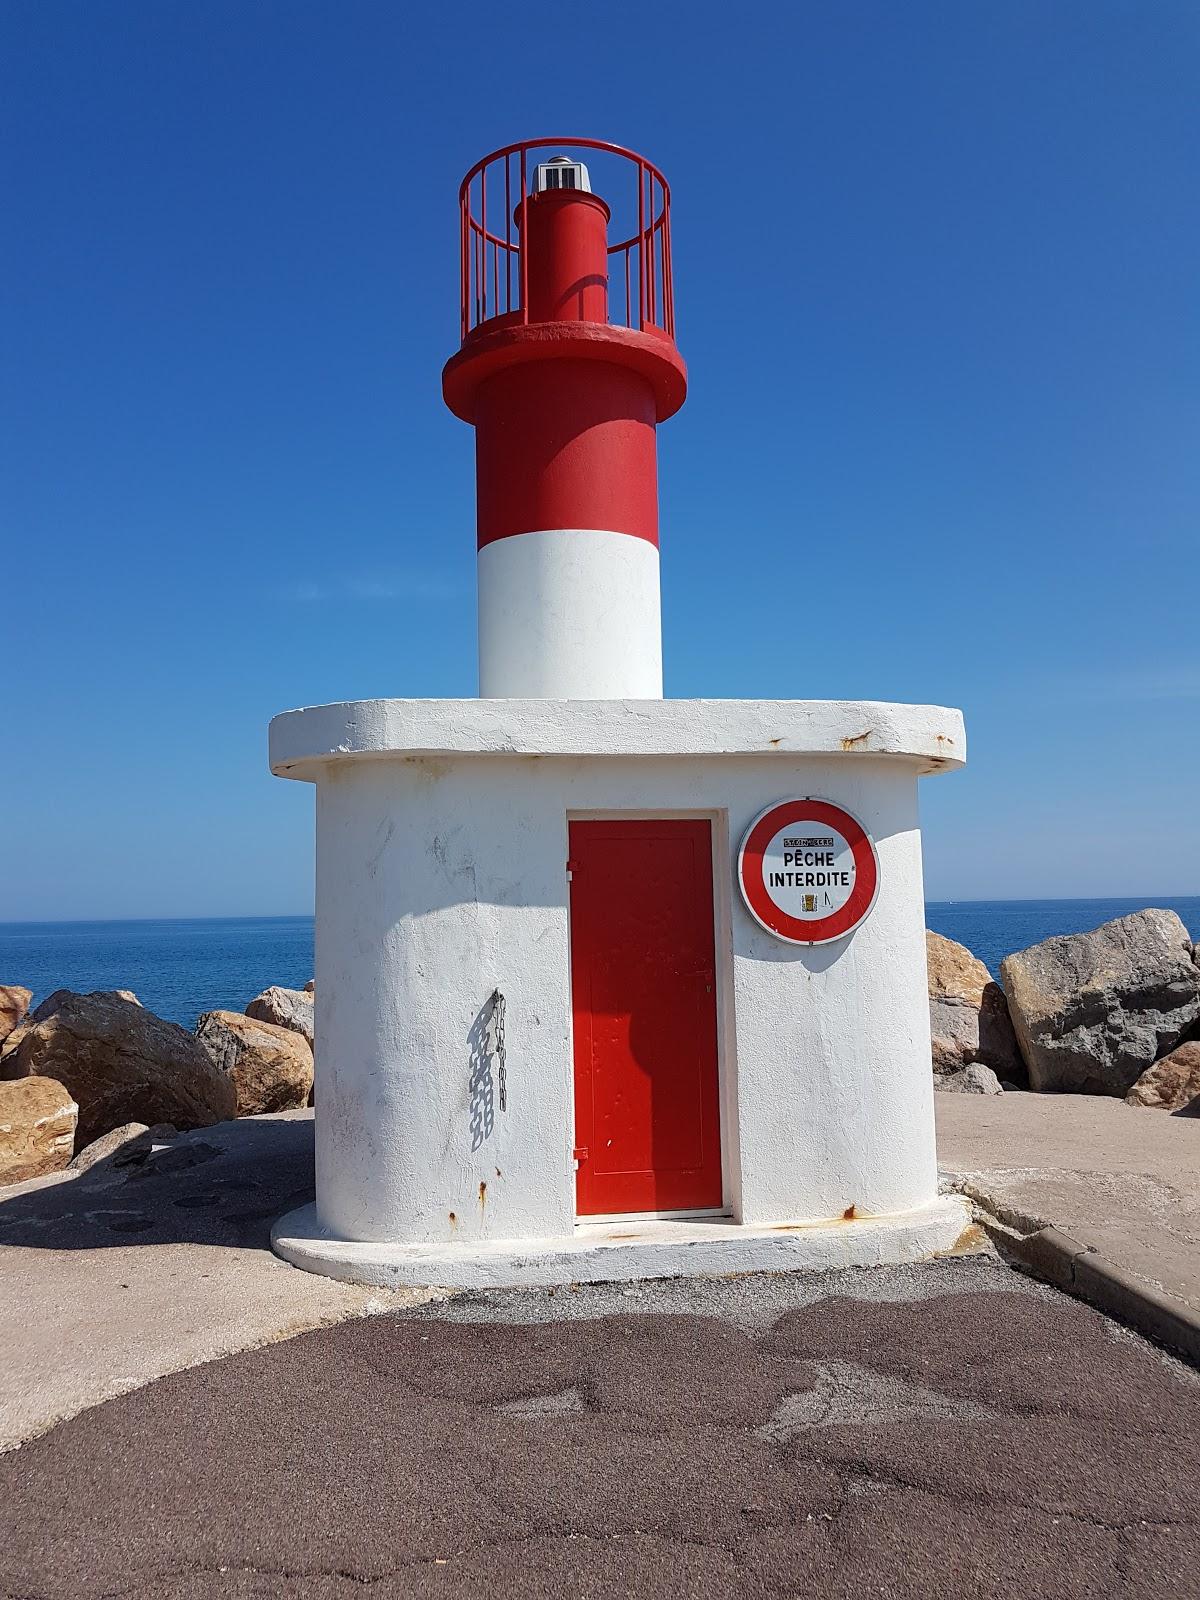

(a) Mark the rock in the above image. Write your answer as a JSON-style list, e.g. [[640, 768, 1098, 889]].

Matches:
[[0, 986, 32, 1044], [244, 985, 314, 1047], [1000, 909, 1200, 1096], [30, 988, 141, 1023], [303, 979, 315, 994], [934, 1063, 1003, 1095], [0, 991, 236, 1146], [68, 1120, 178, 1173], [1125, 1040, 1200, 1115], [0, 1076, 78, 1183], [194, 1010, 313, 1116], [925, 932, 1023, 1079]]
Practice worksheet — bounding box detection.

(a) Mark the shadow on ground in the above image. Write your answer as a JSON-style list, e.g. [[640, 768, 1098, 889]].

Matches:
[[2, 1269, 1197, 1600], [0, 1114, 315, 1253]]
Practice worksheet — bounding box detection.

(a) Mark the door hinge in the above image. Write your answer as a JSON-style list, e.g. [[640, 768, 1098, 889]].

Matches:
[[572, 1145, 589, 1167]]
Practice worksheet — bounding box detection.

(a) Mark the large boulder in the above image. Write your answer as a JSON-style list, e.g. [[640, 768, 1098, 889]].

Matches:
[[194, 1010, 313, 1116], [1125, 1040, 1200, 1115], [0, 991, 236, 1145], [1000, 910, 1200, 1095], [925, 932, 1022, 1079], [0, 986, 32, 1044], [244, 985, 314, 1047], [0, 1076, 78, 1183]]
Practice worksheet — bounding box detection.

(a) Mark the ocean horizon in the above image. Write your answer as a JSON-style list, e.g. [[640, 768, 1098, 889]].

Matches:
[[1, 896, 1197, 1031]]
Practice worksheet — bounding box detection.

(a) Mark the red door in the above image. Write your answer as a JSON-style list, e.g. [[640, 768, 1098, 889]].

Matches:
[[569, 819, 722, 1216]]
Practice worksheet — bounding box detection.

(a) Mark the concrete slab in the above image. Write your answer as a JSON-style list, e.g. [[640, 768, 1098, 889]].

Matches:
[[0, 1112, 438, 1452], [937, 1090, 1200, 1335], [272, 1194, 979, 1288]]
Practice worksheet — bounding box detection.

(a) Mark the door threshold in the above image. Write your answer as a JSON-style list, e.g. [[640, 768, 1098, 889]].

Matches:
[[578, 1207, 731, 1227]]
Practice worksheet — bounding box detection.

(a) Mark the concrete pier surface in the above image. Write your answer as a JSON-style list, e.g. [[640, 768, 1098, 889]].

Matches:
[[937, 1091, 1200, 1351], [0, 1113, 438, 1453], [3, 1104, 1199, 1597], [2, 1097, 1197, 1457]]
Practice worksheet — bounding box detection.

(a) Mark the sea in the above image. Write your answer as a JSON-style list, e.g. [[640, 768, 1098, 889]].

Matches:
[[1, 898, 1197, 1031]]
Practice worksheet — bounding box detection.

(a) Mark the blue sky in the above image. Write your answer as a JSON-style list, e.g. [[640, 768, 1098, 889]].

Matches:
[[3, 2, 1197, 919]]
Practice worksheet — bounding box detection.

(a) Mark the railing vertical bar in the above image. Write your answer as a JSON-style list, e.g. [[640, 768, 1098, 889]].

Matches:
[[460, 192, 468, 340], [664, 197, 674, 335], [637, 159, 646, 330], [480, 167, 487, 322], [505, 154, 512, 313], [519, 147, 529, 323], [625, 246, 631, 328], [662, 186, 669, 330], [652, 174, 659, 325], [668, 196, 678, 334], [649, 173, 657, 326]]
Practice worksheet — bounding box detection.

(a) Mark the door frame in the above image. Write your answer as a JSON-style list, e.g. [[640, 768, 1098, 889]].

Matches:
[[565, 808, 740, 1224]]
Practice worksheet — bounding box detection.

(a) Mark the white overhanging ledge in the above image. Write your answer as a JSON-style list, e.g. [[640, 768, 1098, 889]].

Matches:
[[269, 698, 966, 780]]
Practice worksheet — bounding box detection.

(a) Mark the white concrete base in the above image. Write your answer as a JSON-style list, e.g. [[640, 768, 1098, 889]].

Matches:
[[272, 1195, 979, 1291], [268, 696, 967, 1256]]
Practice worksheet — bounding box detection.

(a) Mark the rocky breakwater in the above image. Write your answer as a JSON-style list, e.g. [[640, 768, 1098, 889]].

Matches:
[[926, 932, 1023, 1085], [1, 990, 236, 1152], [928, 909, 1200, 1113], [1000, 909, 1200, 1097], [0, 1076, 78, 1183], [243, 985, 316, 1107], [194, 1010, 313, 1116], [0, 979, 319, 1185]]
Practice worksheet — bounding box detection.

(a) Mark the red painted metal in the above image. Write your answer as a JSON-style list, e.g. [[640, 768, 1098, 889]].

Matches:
[[457, 137, 677, 341], [473, 359, 658, 548], [569, 819, 722, 1217], [442, 317, 686, 426], [521, 190, 611, 323]]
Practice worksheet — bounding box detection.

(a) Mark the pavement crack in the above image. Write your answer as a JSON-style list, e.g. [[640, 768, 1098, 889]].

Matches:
[[812, 1457, 1194, 1536]]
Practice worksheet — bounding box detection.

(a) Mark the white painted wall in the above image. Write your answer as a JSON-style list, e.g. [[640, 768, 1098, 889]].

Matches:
[[477, 529, 662, 698], [308, 741, 938, 1247]]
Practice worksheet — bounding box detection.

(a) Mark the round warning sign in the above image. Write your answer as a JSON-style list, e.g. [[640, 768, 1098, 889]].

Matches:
[[737, 798, 879, 946]]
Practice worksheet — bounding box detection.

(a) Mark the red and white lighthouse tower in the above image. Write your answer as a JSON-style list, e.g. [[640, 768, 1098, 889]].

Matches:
[[442, 139, 688, 698], [270, 133, 971, 1291]]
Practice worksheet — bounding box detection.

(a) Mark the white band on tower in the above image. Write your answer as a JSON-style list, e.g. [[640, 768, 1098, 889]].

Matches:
[[478, 529, 663, 698]]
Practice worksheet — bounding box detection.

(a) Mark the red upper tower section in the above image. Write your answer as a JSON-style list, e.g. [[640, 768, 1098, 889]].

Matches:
[[441, 138, 688, 428]]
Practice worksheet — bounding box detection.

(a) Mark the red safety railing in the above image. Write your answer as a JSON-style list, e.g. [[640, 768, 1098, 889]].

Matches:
[[459, 137, 675, 344]]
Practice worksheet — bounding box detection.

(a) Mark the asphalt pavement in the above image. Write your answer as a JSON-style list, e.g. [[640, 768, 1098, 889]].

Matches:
[[4, 1256, 1197, 1600]]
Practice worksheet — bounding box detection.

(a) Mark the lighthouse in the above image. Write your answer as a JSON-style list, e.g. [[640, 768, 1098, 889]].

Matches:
[[442, 145, 686, 698], [270, 138, 974, 1288]]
